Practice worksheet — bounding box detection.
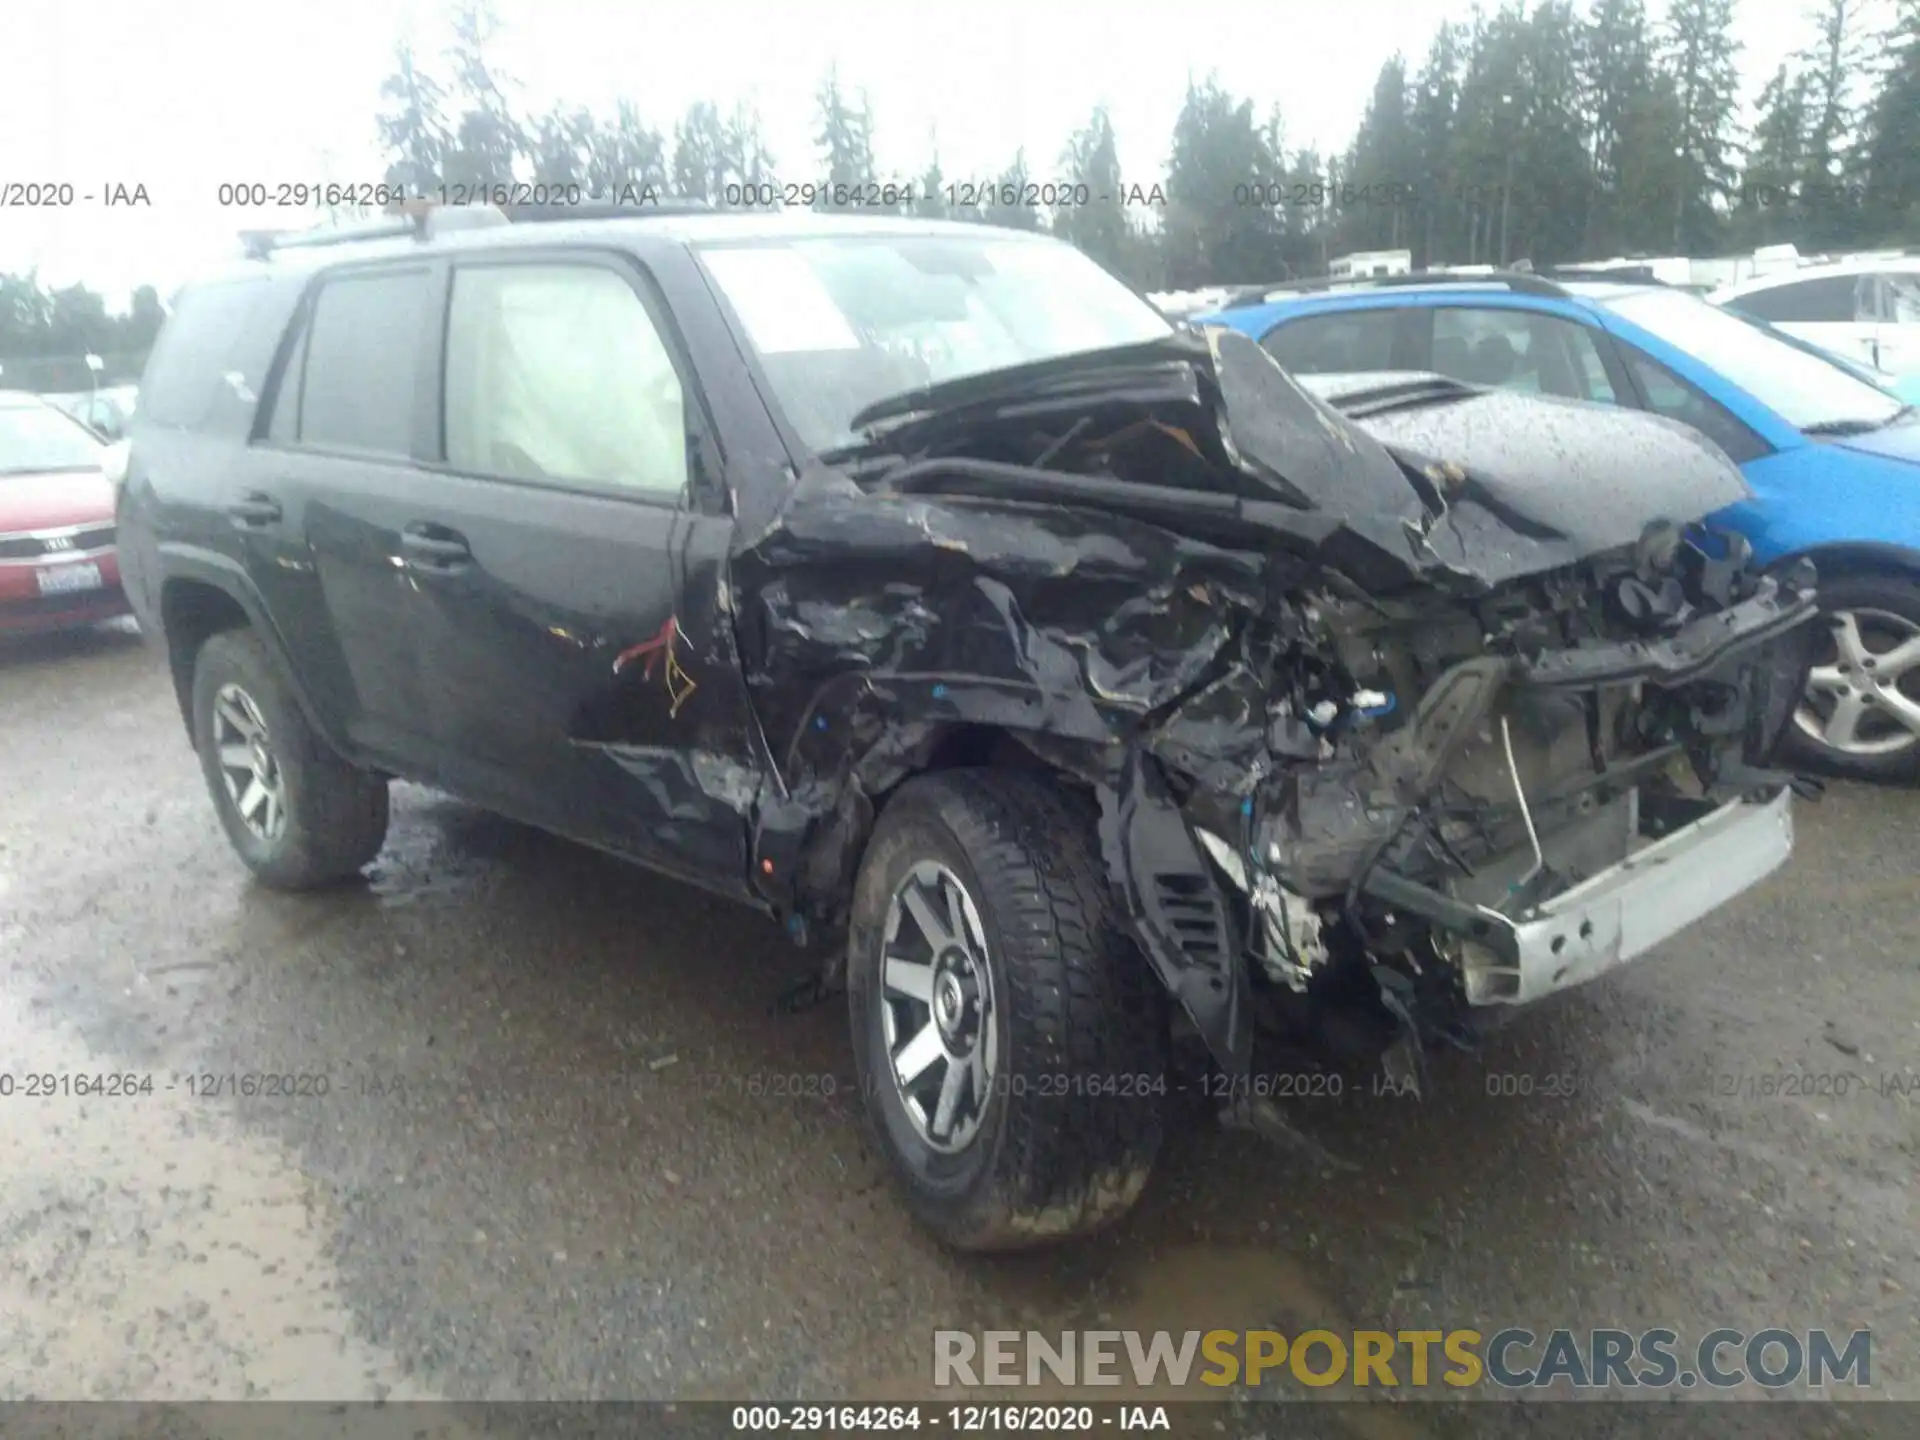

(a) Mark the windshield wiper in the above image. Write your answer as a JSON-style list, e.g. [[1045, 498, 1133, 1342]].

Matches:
[[1802, 409, 1910, 437]]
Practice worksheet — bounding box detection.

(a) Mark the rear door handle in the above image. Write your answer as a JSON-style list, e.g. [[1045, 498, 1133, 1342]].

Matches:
[[227, 491, 282, 527], [400, 523, 472, 571]]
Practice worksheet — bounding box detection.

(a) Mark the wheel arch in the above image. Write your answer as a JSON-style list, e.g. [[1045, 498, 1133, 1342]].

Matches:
[[751, 703, 1107, 940], [156, 552, 327, 750], [1772, 541, 1920, 587]]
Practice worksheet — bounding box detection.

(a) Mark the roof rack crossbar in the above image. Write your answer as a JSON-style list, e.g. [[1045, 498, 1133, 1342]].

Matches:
[[240, 195, 727, 258], [239, 220, 418, 259], [500, 199, 715, 222]]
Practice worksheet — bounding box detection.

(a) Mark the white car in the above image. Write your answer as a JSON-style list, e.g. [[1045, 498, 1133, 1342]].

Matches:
[[1711, 256, 1920, 381]]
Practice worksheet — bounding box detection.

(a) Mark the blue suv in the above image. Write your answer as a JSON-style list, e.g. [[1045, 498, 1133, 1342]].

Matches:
[[1200, 273, 1920, 781]]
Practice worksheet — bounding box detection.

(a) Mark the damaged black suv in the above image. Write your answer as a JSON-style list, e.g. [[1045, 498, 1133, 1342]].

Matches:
[[118, 206, 1818, 1250]]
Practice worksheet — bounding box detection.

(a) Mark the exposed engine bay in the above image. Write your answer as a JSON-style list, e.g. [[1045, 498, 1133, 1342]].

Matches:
[[734, 327, 1820, 1082]]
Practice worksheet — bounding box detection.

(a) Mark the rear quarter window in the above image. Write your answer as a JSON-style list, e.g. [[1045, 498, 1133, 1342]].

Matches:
[[138, 277, 296, 436]]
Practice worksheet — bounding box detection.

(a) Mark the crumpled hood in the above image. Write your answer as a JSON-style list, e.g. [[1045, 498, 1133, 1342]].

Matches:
[[1204, 339, 1753, 584], [1303, 377, 1755, 552], [832, 331, 1753, 592]]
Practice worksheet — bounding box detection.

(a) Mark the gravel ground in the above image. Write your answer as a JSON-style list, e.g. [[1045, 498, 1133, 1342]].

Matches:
[[1, 621, 1913, 1428]]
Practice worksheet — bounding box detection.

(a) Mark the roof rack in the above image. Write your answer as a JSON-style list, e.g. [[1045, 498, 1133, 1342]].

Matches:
[[239, 219, 414, 259], [238, 200, 510, 259], [500, 199, 714, 222], [239, 195, 719, 259]]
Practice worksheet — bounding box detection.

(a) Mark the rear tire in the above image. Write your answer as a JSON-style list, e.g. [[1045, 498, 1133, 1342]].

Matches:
[[1782, 573, 1920, 783], [847, 769, 1167, 1251], [190, 629, 390, 889]]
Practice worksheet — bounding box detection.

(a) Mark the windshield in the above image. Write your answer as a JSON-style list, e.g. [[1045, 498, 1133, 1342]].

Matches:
[[1721, 306, 1899, 388], [1600, 288, 1905, 433], [696, 232, 1175, 451], [0, 401, 105, 475]]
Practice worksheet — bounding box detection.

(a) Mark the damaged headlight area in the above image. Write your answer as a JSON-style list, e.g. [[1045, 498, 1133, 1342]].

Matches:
[[1148, 528, 1818, 1074], [735, 328, 1819, 1089]]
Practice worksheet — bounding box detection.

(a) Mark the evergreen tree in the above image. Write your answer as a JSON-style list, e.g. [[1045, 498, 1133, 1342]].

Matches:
[[376, 39, 450, 195], [725, 105, 777, 199], [528, 107, 596, 189], [1407, 23, 1464, 266], [1856, 0, 1920, 241], [813, 66, 878, 208], [1799, 0, 1874, 245], [671, 102, 730, 204], [440, 0, 525, 188], [586, 102, 669, 199], [1580, 0, 1660, 254], [982, 151, 1041, 230], [914, 141, 950, 219], [1515, 0, 1597, 264], [1734, 63, 1813, 243], [1450, 5, 1534, 264], [1345, 56, 1417, 251], [1662, 0, 1744, 251], [1163, 76, 1285, 286], [1054, 106, 1129, 272]]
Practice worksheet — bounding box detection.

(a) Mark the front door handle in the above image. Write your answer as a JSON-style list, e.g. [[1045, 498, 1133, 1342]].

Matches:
[[400, 523, 472, 571], [227, 491, 282, 527]]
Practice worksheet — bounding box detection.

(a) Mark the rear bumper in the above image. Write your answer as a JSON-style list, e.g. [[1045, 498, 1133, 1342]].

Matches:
[[1457, 785, 1794, 1005]]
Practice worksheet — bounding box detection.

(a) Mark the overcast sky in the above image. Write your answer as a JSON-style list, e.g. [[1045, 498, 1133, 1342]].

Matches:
[[4, 0, 1808, 305]]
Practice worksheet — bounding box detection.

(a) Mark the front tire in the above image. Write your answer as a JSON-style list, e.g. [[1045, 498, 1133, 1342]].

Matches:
[[190, 629, 390, 888], [1783, 573, 1920, 783], [848, 770, 1167, 1251]]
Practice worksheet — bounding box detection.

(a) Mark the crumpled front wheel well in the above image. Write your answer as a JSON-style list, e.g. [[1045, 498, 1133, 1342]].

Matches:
[[909, 723, 1054, 783], [1773, 542, 1920, 587], [797, 725, 1091, 963]]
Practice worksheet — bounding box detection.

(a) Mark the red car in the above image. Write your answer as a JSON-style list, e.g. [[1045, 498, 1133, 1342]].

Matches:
[[0, 391, 131, 635]]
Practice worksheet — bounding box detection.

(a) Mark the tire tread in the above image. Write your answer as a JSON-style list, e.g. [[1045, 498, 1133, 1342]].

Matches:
[[857, 768, 1166, 1250], [192, 629, 389, 889]]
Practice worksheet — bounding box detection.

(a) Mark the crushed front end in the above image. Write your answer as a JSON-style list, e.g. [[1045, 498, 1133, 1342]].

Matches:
[[734, 327, 1820, 1090], [1148, 521, 1817, 1080]]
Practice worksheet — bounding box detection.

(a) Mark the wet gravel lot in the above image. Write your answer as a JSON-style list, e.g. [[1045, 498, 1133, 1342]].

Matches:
[[2, 622, 1915, 1418]]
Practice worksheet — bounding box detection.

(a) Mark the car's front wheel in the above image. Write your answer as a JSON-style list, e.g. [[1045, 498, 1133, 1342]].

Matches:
[[1785, 573, 1920, 783], [847, 769, 1167, 1251], [190, 629, 391, 888]]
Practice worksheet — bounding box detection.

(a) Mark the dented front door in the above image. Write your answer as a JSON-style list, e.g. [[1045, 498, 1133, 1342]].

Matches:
[[398, 251, 764, 892]]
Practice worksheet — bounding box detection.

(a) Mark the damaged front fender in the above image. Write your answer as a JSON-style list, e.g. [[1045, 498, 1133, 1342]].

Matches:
[[731, 332, 1813, 1077]]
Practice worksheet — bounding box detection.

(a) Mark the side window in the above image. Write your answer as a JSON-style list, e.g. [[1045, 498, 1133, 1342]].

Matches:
[[444, 262, 689, 500], [298, 269, 432, 455], [1622, 350, 1768, 465], [1727, 276, 1858, 324], [138, 280, 270, 432], [1430, 308, 1618, 404], [1262, 310, 1399, 375], [1875, 274, 1920, 323]]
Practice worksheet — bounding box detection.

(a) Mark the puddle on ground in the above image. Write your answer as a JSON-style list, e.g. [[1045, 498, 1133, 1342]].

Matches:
[[843, 1242, 1434, 1437], [0, 986, 437, 1402]]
